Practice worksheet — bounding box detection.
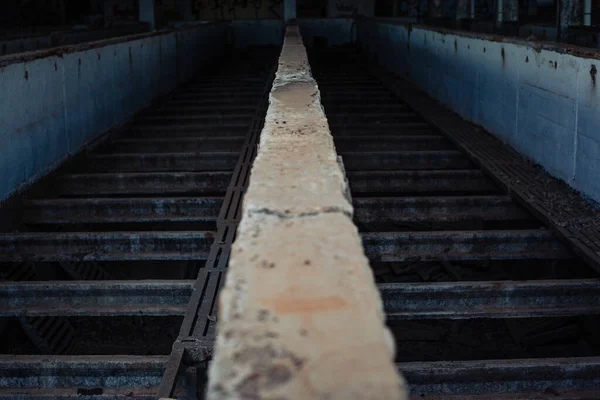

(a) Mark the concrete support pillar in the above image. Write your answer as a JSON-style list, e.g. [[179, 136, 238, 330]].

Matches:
[[139, 0, 156, 30], [408, 0, 420, 17], [496, 0, 504, 26], [178, 0, 195, 20], [429, 0, 443, 19], [284, 0, 296, 21], [558, 0, 583, 41], [503, 0, 519, 21], [528, 0, 538, 16], [456, 0, 471, 20], [60, 0, 68, 25], [584, 0, 592, 25]]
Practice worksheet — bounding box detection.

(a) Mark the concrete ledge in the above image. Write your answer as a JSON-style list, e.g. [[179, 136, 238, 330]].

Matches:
[[207, 24, 406, 399]]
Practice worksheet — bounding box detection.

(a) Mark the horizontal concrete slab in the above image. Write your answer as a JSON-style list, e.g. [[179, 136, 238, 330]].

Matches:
[[57, 172, 231, 196], [0, 231, 214, 261], [23, 197, 222, 225], [362, 230, 572, 262], [381, 279, 600, 319], [86, 152, 239, 172], [0, 280, 193, 316]]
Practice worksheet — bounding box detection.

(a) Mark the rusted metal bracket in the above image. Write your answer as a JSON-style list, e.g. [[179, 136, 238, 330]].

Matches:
[[157, 64, 276, 399]]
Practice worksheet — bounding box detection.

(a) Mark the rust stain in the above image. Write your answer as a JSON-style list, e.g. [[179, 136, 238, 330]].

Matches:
[[264, 295, 348, 314]]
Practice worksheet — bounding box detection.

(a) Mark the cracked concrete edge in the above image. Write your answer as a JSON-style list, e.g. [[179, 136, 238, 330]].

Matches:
[[206, 24, 407, 400]]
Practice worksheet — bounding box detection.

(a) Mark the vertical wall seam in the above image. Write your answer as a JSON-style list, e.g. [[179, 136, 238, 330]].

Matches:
[[514, 51, 520, 146], [60, 58, 70, 155], [572, 61, 580, 185], [111, 47, 117, 128]]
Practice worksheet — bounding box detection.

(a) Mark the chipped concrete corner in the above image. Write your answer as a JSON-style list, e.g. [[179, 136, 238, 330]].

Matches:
[[207, 24, 407, 399]]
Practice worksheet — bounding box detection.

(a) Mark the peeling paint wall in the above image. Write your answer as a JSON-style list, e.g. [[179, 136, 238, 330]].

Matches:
[[0, 23, 228, 203], [357, 19, 600, 203]]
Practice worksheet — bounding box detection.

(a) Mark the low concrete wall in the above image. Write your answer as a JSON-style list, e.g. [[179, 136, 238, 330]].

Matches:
[[0, 25, 150, 56], [298, 18, 356, 47], [0, 23, 228, 203], [231, 20, 284, 48], [357, 18, 600, 203], [207, 24, 406, 399]]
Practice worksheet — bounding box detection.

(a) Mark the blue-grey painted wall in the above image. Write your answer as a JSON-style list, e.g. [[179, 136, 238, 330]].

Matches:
[[0, 23, 229, 203], [299, 18, 356, 47], [357, 19, 600, 203]]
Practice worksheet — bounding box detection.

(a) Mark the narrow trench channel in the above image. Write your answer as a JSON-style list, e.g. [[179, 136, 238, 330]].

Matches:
[[0, 47, 279, 366], [307, 45, 600, 379]]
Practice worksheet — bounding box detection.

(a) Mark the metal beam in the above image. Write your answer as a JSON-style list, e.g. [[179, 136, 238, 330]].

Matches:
[[328, 122, 434, 136], [347, 170, 499, 194], [0, 281, 193, 317], [353, 196, 532, 224], [362, 230, 572, 262], [182, 87, 264, 95], [341, 151, 473, 171], [399, 357, 600, 398], [24, 197, 222, 225], [335, 135, 452, 152], [139, 114, 253, 126], [321, 95, 401, 106], [86, 152, 239, 172], [129, 124, 248, 137], [327, 112, 420, 125], [381, 279, 600, 319], [0, 355, 167, 399], [157, 105, 257, 114], [322, 105, 408, 114], [57, 172, 231, 195], [106, 138, 245, 153], [0, 231, 214, 261], [173, 92, 263, 101]]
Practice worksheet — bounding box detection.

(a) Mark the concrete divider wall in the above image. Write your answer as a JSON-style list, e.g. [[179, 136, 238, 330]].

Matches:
[[0, 23, 229, 203], [298, 18, 356, 47], [207, 24, 406, 399], [357, 18, 600, 204]]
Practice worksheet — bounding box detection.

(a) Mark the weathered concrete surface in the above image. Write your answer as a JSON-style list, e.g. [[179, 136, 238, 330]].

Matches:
[[207, 24, 406, 400], [358, 19, 600, 205]]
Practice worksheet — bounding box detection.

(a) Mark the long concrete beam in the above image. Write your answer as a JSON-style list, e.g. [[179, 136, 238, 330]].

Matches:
[[206, 24, 406, 399]]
